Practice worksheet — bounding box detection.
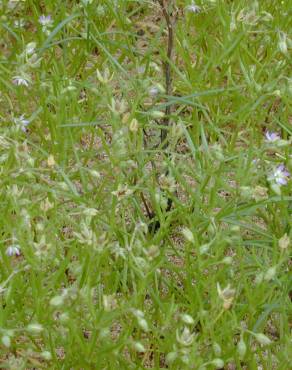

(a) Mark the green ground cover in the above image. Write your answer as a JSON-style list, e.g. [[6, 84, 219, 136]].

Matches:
[[0, 0, 291, 368]]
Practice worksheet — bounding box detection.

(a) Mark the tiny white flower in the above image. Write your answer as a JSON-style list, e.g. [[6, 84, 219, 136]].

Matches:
[[25, 42, 37, 55], [14, 19, 26, 28], [6, 244, 21, 257]]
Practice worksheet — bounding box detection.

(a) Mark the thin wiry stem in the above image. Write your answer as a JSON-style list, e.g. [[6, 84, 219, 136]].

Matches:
[[158, 0, 176, 148]]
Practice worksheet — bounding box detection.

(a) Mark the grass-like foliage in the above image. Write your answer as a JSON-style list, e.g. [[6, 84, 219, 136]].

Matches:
[[0, 0, 291, 368]]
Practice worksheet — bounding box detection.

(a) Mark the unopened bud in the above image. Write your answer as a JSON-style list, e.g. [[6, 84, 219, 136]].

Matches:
[[180, 313, 195, 325], [133, 341, 146, 352], [47, 155, 55, 167], [221, 256, 233, 265], [279, 233, 290, 250], [270, 183, 281, 196], [278, 33, 288, 54], [138, 317, 149, 332], [254, 333, 272, 346], [150, 110, 165, 119], [129, 118, 139, 132], [41, 351, 52, 360], [27, 323, 43, 334], [50, 295, 64, 307], [211, 358, 224, 369], [166, 351, 178, 364], [1, 335, 11, 348], [264, 266, 277, 281], [181, 227, 194, 243], [213, 342, 222, 356]]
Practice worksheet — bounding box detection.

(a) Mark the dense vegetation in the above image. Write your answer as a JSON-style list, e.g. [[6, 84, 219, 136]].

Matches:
[[0, 0, 291, 368]]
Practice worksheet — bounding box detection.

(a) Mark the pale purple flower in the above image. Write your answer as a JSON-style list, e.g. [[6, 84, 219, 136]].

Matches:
[[149, 86, 160, 97], [269, 164, 290, 185], [6, 244, 21, 257], [39, 14, 52, 27], [14, 114, 30, 132], [265, 131, 280, 142], [185, 4, 201, 14], [12, 76, 30, 87]]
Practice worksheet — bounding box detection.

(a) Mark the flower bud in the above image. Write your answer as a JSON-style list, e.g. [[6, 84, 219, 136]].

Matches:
[[180, 313, 195, 325], [211, 358, 224, 369], [279, 234, 290, 250], [41, 351, 52, 360], [278, 32, 288, 55], [252, 186, 268, 202], [150, 110, 165, 119], [166, 351, 177, 364], [213, 342, 222, 356], [199, 244, 210, 255], [264, 266, 277, 281], [145, 245, 160, 260], [254, 333, 272, 346], [181, 227, 194, 243], [59, 312, 69, 323], [50, 295, 64, 307], [133, 341, 146, 352], [47, 154, 55, 167], [1, 335, 11, 348], [27, 323, 44, 334], [221, 256, 233, 265], [270, 183, 281, 196], [90, 170, 101, 179], [129, 118, 139, 132], [138, 317, 149, 332]]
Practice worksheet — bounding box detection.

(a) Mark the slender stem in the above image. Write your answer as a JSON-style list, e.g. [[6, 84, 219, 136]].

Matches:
[[158, 0, 175, 148]]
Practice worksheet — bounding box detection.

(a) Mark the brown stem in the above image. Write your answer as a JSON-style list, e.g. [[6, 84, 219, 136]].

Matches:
[[140, 191, 153, 220]]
